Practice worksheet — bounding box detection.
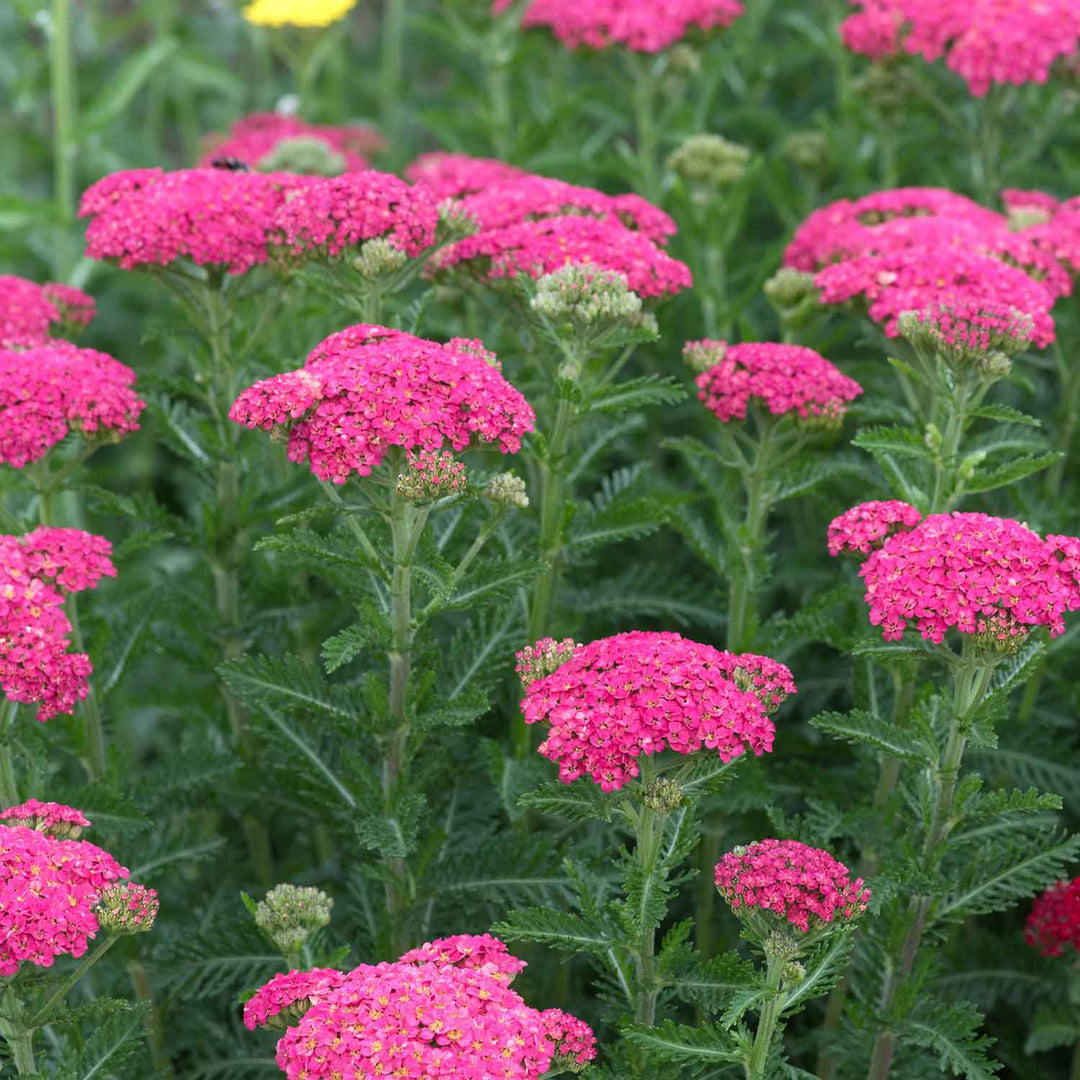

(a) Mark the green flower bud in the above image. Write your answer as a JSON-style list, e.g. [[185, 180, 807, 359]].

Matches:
[[668, 134, 751, 198], [351, 237, 408, 278], [258, 136, 347, 177], [95, 882, 159, 935], [485, 471, 529, 510], [640, 777, 686, 814], [782, 132, 830, 172], [682, 339, 726, 375], [531, 263, 645, 328], [255, 883, 333, 956]]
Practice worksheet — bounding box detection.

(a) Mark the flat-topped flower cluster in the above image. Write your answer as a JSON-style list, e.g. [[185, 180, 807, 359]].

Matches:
[[230, 325, 535, 484], [518, 630, 795, 791], [1026, 877, 1080, 958], [0, 275, 95, 350]]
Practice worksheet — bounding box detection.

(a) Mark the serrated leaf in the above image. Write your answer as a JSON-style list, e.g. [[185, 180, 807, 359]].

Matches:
[[1024, 1006, 1080, 1053], [968, 404, 1040, 427], [518, 779, 615, 822], [852, 425, 931, 459], [491, 907, 617, 955], [781, 928, 856, 1015], [963, 452, 1061, 494], [219, 654, 358, 722], [811, 709, 934, 764], [583, 374, 687, 414], [622, 1020, 743, 1068], [671, 952, 759, 1012], [355, 793, 426, 857], [442, 555, 547, 611], [901, 1001, 1002, 1080]]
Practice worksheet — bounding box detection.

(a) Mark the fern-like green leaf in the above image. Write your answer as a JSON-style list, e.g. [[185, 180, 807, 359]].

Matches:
[[622, 1020, 743, 1070], [810, 709, 935, 765], [900, 1001, 1002, 1080]]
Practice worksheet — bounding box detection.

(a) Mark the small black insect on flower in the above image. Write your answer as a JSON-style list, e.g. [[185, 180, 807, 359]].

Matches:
[[210, 157, 253, 172]]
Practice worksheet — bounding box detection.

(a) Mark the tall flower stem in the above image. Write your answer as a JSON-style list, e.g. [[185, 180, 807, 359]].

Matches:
[[630, 54, 661, 204], [0, 699, 19, 807], [380, 0, 407, 143], [29, 935, 119, 1028], [747, 953, 786, 1080], [632, 796, 664, 1027], [49, 0, 76, 229], [65, 595, 106, 782], [866, 640, 997, 1080], [1046, 341, 1080, 497]]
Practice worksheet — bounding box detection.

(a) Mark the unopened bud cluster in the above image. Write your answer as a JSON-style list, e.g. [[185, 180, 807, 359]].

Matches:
[[974, 610, 1029, 655], [764, 268, 820, 318], [255, 883, 334, 955], [682, 339, 726, 375], [351, 237, 409, 278], [396, 450, 467, 504], [641, 776, 685, 814], [897, 302, 1032, 379], [668, 134, 751, 197], [531, 263, 645, 328], [259, 136, 347, 177], [95, 882, 159, 935], [485, 471, 529, 509], [515, 637, 581, 686], [782, 132, 830, 172]]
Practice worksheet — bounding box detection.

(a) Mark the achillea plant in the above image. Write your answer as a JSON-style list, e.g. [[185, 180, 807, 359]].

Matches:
[[0, 275, 95, 349]]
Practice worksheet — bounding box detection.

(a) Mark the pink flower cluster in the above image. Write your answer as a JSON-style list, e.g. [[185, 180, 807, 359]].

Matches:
[[693, 340, 863, 424], [1006, 193, 1080, 279], [519, 630, 794, 791], [272, 171, 439, 261], [397, 448, 468, 501], [0, 343, 144, 467], [515, 636, 582, 685], [0, 527, 116, 720], [434, 214, 692, 299], [252, 939, 594, 1079], [0, 803, 128, 974], [230, 325, 535, 484], [81, 168, 311, 275], [827, 500, 922, 556], [244, 968, 349, 1030], [540, 1008, 598, 1068], [910, 297, 1034, 360], [716, 651, 799, 712], [398, 933, 528, 980], [840, 0, 1080, 97], [1026, 877, 1080, 958], [497, 0, 744, 52], [0, 275, 96, 350], [95, 881, 159, 934], [837, 507, 1080, 642], [0, 798, 91, 837], [405, 152, 527, 201], [200, 112, 385, 172], [715, 838, 870, 933]]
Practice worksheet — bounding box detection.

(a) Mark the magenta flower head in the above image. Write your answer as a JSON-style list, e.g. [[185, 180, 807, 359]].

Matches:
[[0, 798, 91, 839], [1026, 878, 1080, 959], [0, 276, 96, 350], [827, 500, 922, 557], [518, 629, 795, 791], [94, 881, 159, 935], [433, 214, 693, 299], [715, 838, 870, 936], [230, 325, 535, 484], [0, 807, 128, 974], [0, 343, 144, 468], [852, 511, 1080, 645], [692, 340, 863, 426], [81, 167, 310, 276], [0, 527, 116, 720], [265, 958, 593, 1079], [541, 1008, 599, 1071], [405, 151, 528, 201], [497, 0, 744, 53], [840, 0, 1080, 97], [271, 171, 439, 264], [243, 968, 349, 1031], [200, 112, 385, 175], [398, 933, 528, 982]]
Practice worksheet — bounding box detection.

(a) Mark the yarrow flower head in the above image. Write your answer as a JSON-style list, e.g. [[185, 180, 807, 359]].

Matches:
[[540, 1008, 598, 1071], [433, 214, 693, 299], [94, 882, 159, 934], [851, 511, 1080, 643], [668, 134, 752, 198], [230, 325, 535, 484], [520, 630, 794, 791], [81, 168, 309, 276], [498, 0, 744, 53], [243, 0, 356, 26], [270, 171, 439, 265], [201, 114, 383, 175], [267, 956, 593, 1079], [0, 276, 96, 349], [0, 528, 116, 720], [0, 343, 144, 467], [485, 471, 530, 509], [531, 262, 648, 332], [405, 152, 527, 200], [255, 884, 334, 956], [515, 637, 582, 686], [244, 968, 349, 1031], [840, 0, 1080, 97], [897, 298, 1034, 378], [1026, 878, 1080, 958], [0, 809, 128, 974], [0, 799, 91, 839], [398, 934, 528, 981], [395, 449, 468, 503], [715, 838, 870, 934], [694, 341, 863, 426], [827, 500, 922, 557]]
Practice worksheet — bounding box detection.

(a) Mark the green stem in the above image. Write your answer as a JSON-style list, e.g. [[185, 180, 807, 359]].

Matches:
[[1047, 344, 1080, 497], [0, 698, 20, 807], [5, 1029, 36, 1076], [1072, 1037, 1080, 1080], [29, 936, 118, 1028], [633, 800, 664, 1029], [930, 379, 970, 513], [747, 954, 785, 1080], [65, 594, 106, 782], [380, 0, 406, 140], [631, 55, 661, 204], [485, 48, 514, 161], [50, 0, 76, 229]]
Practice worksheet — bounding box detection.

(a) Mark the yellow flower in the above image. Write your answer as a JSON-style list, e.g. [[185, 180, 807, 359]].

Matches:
[[242, 0, 357, 28]]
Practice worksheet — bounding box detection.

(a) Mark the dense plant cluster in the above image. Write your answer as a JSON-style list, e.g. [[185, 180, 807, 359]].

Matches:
[[7, 0, 1080, 1077]]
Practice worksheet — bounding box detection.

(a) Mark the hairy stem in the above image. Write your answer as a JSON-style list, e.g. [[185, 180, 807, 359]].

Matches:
[[633, 800, 664, 1029], [747, 954, 786, 1080], [29, 935, 119, 1028], [6, 1029, 36, 1076], [380, 0, 407, 139]]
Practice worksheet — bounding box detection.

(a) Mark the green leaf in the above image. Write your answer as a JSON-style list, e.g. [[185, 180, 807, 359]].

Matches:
[[781, 928, 856, 1015], [82, 37, 181, 134], [900, 1001, 1002, 1080], [1024, 1006, 1080, 1053], [852, 425, 931, 459], [491, 907, 618, 955], [623, 1020, 743, 1069], [671, 952, 759, 1012], [968, 404, 1041, 427], [518, 779, 615, 822], [963, 452, 1061, 494], [219, 654, 358, 723], [583, 374, 687, 414], [355, 794, 426, 857], [322, 622, 377, 674], [417, 684, 490, 729], [53, 1004, 149, 1080], [811, 709, 934, 764], [442, 555, 547, 611]]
